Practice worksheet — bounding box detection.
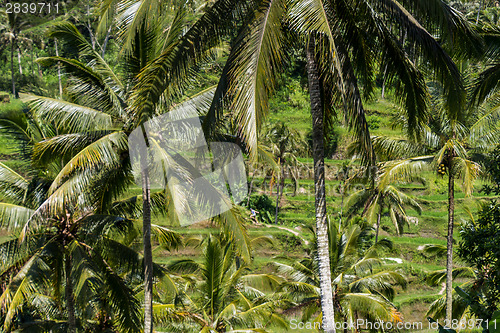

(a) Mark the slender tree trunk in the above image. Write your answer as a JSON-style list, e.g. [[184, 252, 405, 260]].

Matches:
[[274, 180, 280, 224], [64, 250, 77, 332], [10, 38, 16, 97], [87, 4, 96, 50], [274, 162, 284, 224], [306, 35, 336, 333], [101, 25, 113, 57], [338, 182, 345, 233], [140, 144, 154, 333], [375, 208, 382, 243], [381, 64, 387, 99], [17, 47, 22, 75], [31, 47, 35, 77], [247, 173, 255, 206], [36, 51, 43, 78], [55, 38, 63, 98], [445, 160, 455, 323], [476, 0, 484, 24]]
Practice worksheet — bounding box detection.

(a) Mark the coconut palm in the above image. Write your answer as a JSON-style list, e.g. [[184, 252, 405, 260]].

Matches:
[[0, 106, 148, 332], [366, 76, 500, 320], [203, 2, 479, 330], [155, 234, 288, 333], [344, 170, 422, 242], [262, 121, 304, 223], [274, 218, 406, 330], [27, 8, 254, 329], [0, 11, 26, 97]]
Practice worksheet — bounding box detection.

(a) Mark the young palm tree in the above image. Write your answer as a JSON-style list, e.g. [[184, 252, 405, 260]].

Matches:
[[274, 218, 406, 330], [262, 121, 304, 223], [344, 171, 422, 242], [156, 234, 288, 333]]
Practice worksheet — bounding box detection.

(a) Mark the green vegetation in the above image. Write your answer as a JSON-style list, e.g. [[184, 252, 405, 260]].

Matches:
[[0, 1, 499, 333]]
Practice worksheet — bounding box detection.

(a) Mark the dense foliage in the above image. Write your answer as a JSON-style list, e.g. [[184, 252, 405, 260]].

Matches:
[[0, 0, 499, 332]]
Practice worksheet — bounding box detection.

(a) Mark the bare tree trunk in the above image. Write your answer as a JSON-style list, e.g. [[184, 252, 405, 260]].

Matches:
[[35, 51, 43, 78], [11, 37, 16, 97], [274, 162, 285, 224], [31, 46, 35, 77], [55, 38, 63, 98], [247, 173, 255, 206], [101, 25, 113, 57], [306, 35, 336, 333], [375, 209, 382, 243], [17, 47, 22, 75], [476, 0, 484, 24], [65, 250, 77, 332], [274, 180, 280, 224], [87, 4, 96, 50], [445, 160, 455, 323], [381, 64, 387, 99], [140, 141, 154, 333]]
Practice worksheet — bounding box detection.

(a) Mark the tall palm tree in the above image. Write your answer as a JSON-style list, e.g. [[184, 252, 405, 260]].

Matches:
[[368, 78, 500, 319], [28, 5, 255, 328], [0, 106, 147, 332], [156, 234, 287, 333], [274, 218, 406, 330], [204, 1, 479, 330]]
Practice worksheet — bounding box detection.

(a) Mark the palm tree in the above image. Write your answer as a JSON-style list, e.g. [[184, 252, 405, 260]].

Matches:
[[156, 234, 287, 333], [206, 1, 478, 330], [274, 218, 406, 330], [368, 77, 500, 319], [344, 170, 422, 242], [0, 11, 25, 97], [262, 121, 304, 223], [0, 106, 148, 332], [28, 5, 255, 328]]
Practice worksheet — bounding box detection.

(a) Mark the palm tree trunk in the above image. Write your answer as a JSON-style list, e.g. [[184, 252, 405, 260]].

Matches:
[[55, 38, 63, 98], [375, 208, 382, 243], [247, 173, 255, 206], [10, 37, 16, 97], [306, 35, 336, 333], [445, 163, 455, 323], [274, 180, 280, 224], [274, 162, 284, 224], [31, 47, 35, 77], [64, 251, 77, 332], [381, 64, 387, 99], [17, 47, 23, 76], [140, 144, 154, 333]]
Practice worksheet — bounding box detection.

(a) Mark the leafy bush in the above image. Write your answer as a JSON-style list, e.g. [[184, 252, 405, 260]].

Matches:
[[481, 145, 500, 195], [367, 115, 382, 130], [274, 233, 302, 252], [244, 194, 275, 223], [458, 201, 500, 318]]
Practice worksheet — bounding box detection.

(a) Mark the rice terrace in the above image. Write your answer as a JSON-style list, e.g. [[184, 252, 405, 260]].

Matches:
[[0, 0, 499, 332]]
